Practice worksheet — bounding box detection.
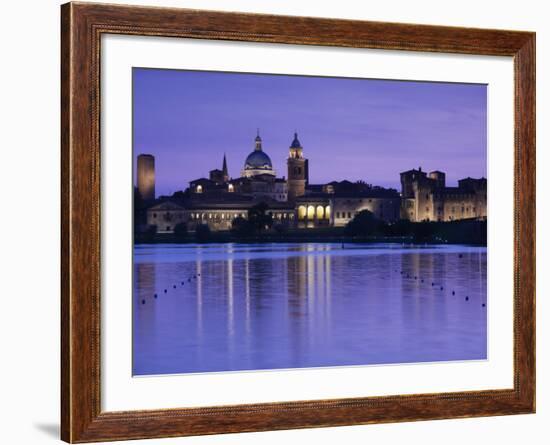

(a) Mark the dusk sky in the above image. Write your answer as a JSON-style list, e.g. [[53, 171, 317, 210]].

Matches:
[[133, 68, 487, 197]]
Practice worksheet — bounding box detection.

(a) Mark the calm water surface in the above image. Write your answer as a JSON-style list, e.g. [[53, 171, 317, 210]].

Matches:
[[133, 243, 487, 375]]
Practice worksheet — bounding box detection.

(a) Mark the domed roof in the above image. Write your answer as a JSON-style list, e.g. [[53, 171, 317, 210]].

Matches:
[[290, 132, 302, 148], [244, 150, 273, 170], [242, 131, 276, 177]]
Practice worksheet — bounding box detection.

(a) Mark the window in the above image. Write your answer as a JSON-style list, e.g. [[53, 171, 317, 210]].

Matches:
[[316, 205, 324, 219], [166, 226, 171, 231], [153, 213, 157, 218], [348, 212, 352, 219]]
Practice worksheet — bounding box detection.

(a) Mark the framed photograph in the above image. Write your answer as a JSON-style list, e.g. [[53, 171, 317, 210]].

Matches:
[[61, 2, 535, 442]]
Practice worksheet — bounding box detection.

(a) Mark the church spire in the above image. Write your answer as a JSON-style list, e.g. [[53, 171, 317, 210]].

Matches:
[[222, 153, 229, 182]]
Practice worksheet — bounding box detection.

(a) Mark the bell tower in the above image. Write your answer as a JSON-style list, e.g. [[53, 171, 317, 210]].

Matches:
[[287, 132, 307, 201]]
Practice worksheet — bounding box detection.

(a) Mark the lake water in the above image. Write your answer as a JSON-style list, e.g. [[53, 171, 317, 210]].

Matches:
[[133, 243, 487, 376]]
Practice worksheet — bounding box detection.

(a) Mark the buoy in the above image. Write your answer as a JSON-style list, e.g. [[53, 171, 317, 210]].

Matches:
[[482, 303, 486, 307], [164, 289, 167, 293], [173, 285, 176, 289], [440, 287, 444, 291], [181, 281, 184, 285], [431, 282, 435, 286], [452, 291, 455, 295], [141, 299, 145, 305], [459, 254, 463, 258], [465, 296, 469, 301], [154, 294, 158, 299]]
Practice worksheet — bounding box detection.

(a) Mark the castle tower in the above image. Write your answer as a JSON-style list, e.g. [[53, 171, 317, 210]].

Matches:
[[137, 154, 155, 201], [287, 132, 307, 201]]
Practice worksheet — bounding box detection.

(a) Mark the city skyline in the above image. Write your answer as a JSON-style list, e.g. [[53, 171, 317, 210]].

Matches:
[[133, 68, 487, 197]]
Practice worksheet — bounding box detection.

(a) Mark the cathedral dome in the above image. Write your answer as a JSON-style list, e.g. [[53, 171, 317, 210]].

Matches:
[[241, 132, 276, 177], [244, 150, 273, 171]]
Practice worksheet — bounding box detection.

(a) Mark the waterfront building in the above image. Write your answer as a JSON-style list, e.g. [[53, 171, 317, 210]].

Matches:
[[139, 133, 487, 233], [146, 201, 185, 233], [400, 167, 487, 222]]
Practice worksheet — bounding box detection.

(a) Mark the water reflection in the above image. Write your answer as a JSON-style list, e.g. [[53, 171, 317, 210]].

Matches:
[[133, 243, 487, 376]]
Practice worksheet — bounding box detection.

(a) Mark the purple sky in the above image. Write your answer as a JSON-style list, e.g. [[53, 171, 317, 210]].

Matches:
[[133, 68, 487, 197]]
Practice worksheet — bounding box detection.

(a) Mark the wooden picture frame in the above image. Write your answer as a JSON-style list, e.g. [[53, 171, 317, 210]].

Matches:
[[61, 2, 535, 442]]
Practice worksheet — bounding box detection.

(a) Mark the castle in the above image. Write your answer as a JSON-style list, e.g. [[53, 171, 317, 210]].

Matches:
[[137, 132, 486, 233]]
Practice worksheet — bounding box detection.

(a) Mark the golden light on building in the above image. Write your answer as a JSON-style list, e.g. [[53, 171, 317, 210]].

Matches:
[[316, 205, 324, 219]]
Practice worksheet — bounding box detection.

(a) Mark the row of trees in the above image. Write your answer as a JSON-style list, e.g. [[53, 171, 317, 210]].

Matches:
[[345, 209, 487, 244]]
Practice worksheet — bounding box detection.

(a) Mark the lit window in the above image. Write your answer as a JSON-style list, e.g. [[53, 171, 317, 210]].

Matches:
[[196, 185, 203, 193], [316, 205, 324, 219]]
